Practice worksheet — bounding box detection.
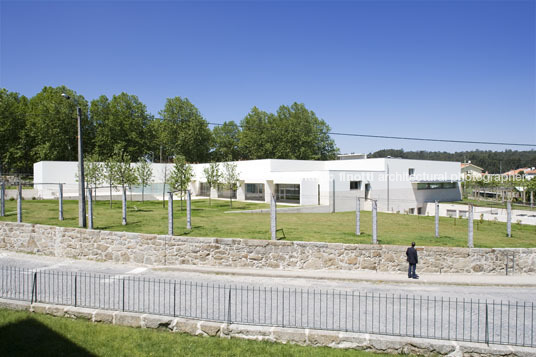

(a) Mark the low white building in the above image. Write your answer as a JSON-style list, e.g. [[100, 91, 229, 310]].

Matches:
[[34, 158, 462, 213]]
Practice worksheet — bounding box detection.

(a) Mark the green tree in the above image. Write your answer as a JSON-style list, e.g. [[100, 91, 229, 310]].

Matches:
[[0, 89, 29, 173], [222, 162, 240, 208], [26, 86, 92, 164], [272, 103, 338, 160], [134, 159, 153, 202], [112, 148, 138, 200], [239, 107, 274, 160], [202, 162, 221, 206], [168, 155, 194, 210], [84, 153, 103, 201], [92, 93, 153, 160], [158, 97, 212, 163], [212, 121, 241, 161], [103, 157, 119, 208]]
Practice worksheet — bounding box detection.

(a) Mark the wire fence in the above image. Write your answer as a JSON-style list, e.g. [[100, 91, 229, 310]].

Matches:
[[0, 265, 534, 347]]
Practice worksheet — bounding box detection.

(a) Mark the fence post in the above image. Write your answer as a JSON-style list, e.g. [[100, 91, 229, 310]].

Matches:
[[531, 191, 534, 209], [58, 183, 64, 221], [356, 197, 361, 236], [122, 278, 125, 312], [372, 200, 377, 244], [87, 188, 93, 230], [507, 201, 512, 237], [122, 187, 127, 226], [17, 183, 22, 223], [485, 302, 489, 345], [435, 200, 439, 238], [186, 190, 192, 230], [74, 274, 78, 307], [1, 181, 5, 217], [468, 204, 474, 248], [168, 192, 173, 236], [30, 272, 37, 303], [271, 193, 277, 240], [227, 287, 232, 324]]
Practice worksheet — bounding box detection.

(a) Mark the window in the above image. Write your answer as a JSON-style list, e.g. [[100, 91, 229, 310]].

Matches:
[[350, 181, 361, 190], [198, 182, 210, 197], [217, 185, 236, 199], [408, 168, 415, 176], [245, 183, 265, 201], [275, 184, 300, 203], [417, 182, 458, 190]]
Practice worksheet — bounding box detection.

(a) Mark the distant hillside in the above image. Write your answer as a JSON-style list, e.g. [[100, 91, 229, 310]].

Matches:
[[367, 149, 536, 174]]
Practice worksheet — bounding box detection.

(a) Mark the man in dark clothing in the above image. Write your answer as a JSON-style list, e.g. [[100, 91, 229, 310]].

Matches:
[[406, 242, 418, 279]]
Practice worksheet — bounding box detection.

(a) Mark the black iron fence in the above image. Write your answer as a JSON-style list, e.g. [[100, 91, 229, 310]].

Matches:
[[0, 265, 534, 347]]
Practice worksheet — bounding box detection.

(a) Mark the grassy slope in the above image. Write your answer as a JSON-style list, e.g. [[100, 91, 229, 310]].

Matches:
[[0, 309, 397, 357], [0, 199, 534, 248]]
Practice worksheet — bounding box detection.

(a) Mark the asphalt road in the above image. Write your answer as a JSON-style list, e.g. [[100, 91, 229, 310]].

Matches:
[[1, 251, 535, 347]]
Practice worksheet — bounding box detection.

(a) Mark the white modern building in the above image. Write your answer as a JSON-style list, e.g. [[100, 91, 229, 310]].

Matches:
[[34, 158, 462, 213]]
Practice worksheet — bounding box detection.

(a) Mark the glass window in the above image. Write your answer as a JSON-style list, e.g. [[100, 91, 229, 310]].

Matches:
[[417, 182, 458, 190], [198, 182, 211, 197], [350, 181, 361, 190], [408, 168, 415, 176], [245, 183, 265, 201], [217, 185, 237, 199], [275, 184, 300, 203]]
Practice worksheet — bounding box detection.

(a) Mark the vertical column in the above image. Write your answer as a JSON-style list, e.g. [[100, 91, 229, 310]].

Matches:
[[168, 192, 173, 236], [531, 191, 534, 209], [468, 204, 474, 248], [59, 184, 64, 221], [87, 188, 93, 230], [435, 200, 439, 238], [186, 190, 192, 230], [17, 183, 22, 223], [122, 187, 127, 226], [0, 181, 5, 217], [271, 193, 277, 241], [331, 179, 336, 213], [507, 201, 512, 238], [372, 200, 377, 244], [355, 197, 361, 236]]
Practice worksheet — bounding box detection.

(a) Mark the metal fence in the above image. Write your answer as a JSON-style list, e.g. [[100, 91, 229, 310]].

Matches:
[[0, 265, 534, 347]]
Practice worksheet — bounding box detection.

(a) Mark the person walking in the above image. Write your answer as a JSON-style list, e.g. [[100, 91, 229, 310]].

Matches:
[[406, 242, 418, 279]]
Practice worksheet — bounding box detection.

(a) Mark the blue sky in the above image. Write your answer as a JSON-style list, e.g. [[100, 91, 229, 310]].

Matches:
[[1, 0, 534, 154]]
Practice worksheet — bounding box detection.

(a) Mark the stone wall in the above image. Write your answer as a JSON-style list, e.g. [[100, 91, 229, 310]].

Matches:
[[0, 221, 535, 274], [1, 298, 533, 356]]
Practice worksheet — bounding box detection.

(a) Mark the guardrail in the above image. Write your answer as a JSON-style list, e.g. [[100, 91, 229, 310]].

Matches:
[[0, 265, 534, 347]]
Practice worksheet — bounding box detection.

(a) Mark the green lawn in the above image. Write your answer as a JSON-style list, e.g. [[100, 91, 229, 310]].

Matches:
[[0, 309, 398, 357], [0, 199, 534, 248]]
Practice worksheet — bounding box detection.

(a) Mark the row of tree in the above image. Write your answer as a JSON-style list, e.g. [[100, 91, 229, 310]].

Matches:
[[368, 149, 536, 174], [82, 151, 241, 208], [0, 86, 339, 174]]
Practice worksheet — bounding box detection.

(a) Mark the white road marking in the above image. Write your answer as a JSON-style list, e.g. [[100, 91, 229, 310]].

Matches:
[[127, 267, 148, 274]]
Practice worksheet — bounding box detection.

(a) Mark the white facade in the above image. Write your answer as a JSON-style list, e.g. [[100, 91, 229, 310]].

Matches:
[[33, 158, 462, 213]]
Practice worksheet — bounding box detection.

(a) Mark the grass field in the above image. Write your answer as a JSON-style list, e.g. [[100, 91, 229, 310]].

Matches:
[[0, 309, 397, 357], [0, 198, 534, 248]]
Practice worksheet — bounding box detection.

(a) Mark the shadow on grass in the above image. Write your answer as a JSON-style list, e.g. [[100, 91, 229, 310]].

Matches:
[[0, 317, 95, 356]]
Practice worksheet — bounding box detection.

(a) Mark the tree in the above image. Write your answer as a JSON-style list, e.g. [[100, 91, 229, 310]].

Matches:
[[0, 89, 29, 173], [272, 103, 338, 160], [102, 156, 120, 208], [168, 155, 194, 210], [84, 153, 103, 201], [212, 121, 241, 161], [239, 107, 275, 160], [222, 162, 240, 208], [92, 93, 153, 160], [202, 162, 221, 206], [26, 85, 92, 164], [158, 97, 212, 162], [134, 159, 153, 202], [112, 148, 138, 200]]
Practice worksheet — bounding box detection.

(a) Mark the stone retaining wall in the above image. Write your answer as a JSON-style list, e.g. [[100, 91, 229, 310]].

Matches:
[[0, 221, 535, 274], [0, 298, 533, 356]]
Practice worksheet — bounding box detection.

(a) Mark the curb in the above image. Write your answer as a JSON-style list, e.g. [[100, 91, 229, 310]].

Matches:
[[1, 298, 534, 356]]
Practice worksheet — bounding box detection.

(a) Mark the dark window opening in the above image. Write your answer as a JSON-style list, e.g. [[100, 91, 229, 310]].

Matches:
[[276, 184, 300, 204], [350, 181, 361, 190]]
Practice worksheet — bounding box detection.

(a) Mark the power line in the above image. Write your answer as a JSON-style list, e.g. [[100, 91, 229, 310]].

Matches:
[[207, 122, 536, 148]]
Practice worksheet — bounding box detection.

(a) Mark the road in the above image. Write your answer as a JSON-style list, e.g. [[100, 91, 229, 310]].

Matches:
[[1, 251, 535, 347]]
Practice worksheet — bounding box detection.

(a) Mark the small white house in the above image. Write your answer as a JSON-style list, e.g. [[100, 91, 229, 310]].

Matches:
[[34, 158, 462, 213]]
